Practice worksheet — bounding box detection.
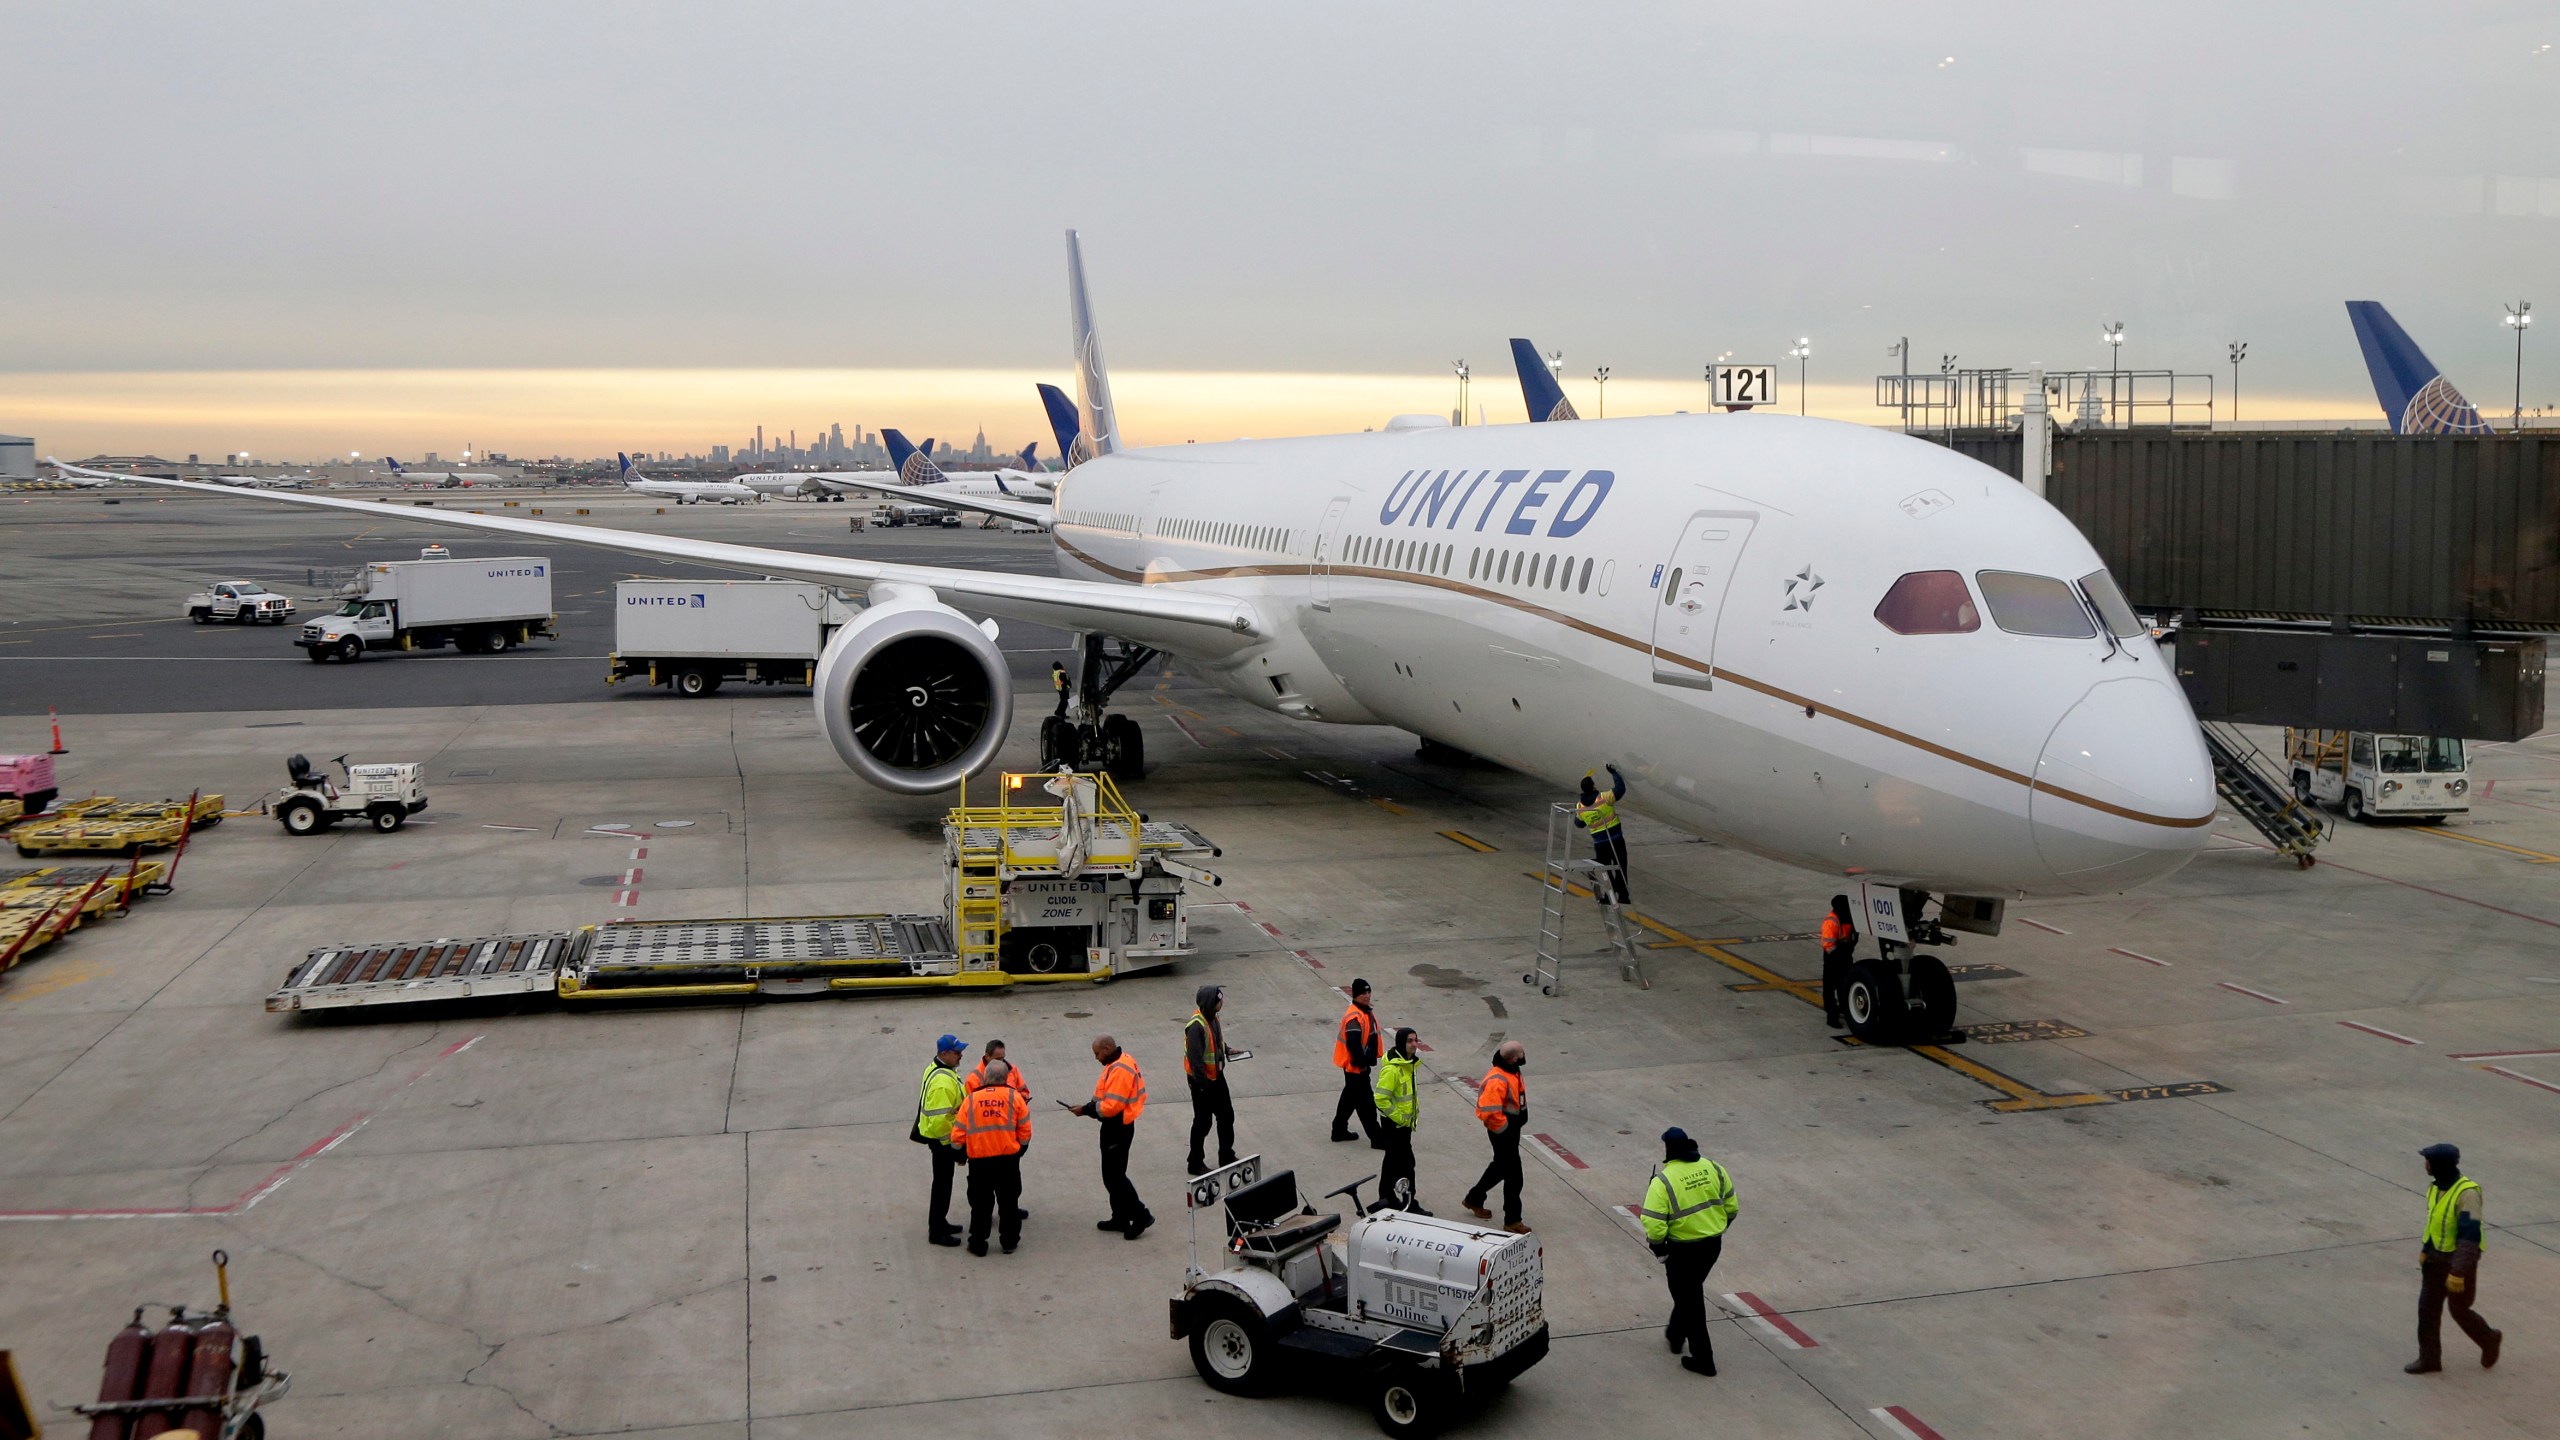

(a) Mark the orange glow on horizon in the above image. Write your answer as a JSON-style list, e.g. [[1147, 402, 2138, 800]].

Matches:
[[0, 367, 2388, 460]]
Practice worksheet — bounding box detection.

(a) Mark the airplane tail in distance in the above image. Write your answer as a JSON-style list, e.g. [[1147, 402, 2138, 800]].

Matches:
[[619, 452, 650, 485], [2346, 301, 2492, 435], [881, 429, 950, 488], [1510, 338, 1579, 422], [1018, 442, 1038, 470], [1036, 382, 1084, 469], [921, 438, 936, 456], [1064, 230, 1122, 462], [386, 456, 406, 474]]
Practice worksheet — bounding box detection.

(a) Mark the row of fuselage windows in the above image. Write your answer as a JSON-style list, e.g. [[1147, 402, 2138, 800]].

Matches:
[[1159, 516, 1293, 553], [1066, 510, 1139, 535], [1343, 532, 1596, 597]]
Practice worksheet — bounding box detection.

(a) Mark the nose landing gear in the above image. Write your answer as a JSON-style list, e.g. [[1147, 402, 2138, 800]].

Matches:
[[1841, 887, 1967, 1047], [1038, 636, 1158, 784]]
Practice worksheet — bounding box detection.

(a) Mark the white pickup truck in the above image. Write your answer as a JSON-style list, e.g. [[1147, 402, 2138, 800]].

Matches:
[[185, 580, 298, 625]]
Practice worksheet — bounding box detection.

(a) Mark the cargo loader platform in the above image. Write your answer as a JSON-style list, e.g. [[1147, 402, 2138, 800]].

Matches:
[[267, 771, 1220, 1014]]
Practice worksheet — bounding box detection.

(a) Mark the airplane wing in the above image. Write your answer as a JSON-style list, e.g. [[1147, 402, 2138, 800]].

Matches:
[[823, 476, 1054, 529], [42, 458, 116, 488], [103, 475, 1259, 655]]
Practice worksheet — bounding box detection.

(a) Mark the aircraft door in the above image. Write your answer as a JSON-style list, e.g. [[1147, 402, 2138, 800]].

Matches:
[[1311, 497, 1350, 610], [1648, 511, 1758, 688]]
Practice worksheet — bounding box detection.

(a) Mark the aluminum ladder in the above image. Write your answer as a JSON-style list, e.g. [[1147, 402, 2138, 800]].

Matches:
[[1527, 802, 1646, 996]]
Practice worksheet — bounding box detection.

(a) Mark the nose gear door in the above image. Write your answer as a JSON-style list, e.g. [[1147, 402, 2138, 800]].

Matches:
[[1648, 512, 1757, 689]]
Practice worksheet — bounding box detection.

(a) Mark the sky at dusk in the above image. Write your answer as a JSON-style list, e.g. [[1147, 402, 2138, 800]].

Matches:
[[4, 2, 2553, 457]]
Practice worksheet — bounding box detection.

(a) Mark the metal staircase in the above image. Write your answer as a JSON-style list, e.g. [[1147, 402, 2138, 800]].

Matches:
[[1527, 802, 1646, 995], [2199, 723, 2327, 867]]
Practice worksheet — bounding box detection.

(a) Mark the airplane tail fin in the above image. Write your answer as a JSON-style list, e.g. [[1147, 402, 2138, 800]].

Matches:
[[1510, 338, 1579, 421], [1064, 230, 1122, 462], [386, 456, 406, 474], [1036, 382, 1085, 469], [2346, 301, 2492, 435], [881, 429, 950, 488], [1019, 442, 1038, 470], [619, 452, 649, 486]]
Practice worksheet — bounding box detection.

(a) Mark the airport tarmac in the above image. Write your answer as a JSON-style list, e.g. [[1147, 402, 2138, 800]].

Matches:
[[3, 495, 2558, 1439]]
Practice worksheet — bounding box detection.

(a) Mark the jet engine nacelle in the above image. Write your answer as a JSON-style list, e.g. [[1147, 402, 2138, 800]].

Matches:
[[813, 583, 1012, 794]]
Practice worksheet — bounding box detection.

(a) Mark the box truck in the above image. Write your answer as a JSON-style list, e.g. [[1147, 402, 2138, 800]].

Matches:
[[607, 579, 857, 696], [296, 556, 555, 662]]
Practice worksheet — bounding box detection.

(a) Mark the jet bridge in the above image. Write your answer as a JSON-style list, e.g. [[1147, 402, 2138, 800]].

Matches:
[[266, 772, 1220, 1013]]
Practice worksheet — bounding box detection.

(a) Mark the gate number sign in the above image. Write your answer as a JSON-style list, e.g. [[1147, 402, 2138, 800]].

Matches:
[[1714, 364, 1775, 409]]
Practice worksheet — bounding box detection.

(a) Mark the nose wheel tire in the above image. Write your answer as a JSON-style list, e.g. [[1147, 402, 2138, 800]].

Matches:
[[1908, 954, 1958, 1038], [279, 799, 326, 836], [1844, 960, 1908, 1045], [2344, 789, 2365, 823], [1186, 1296, 1274, 1396], [370, 806, 406, 833]]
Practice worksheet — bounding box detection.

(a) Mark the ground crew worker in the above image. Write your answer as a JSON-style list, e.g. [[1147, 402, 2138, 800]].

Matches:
[[1821, 894, 1859, 1030], [1329, 978, 1383, 1146], [914, 1035, 968, 1247], [1051, 661, 1071, 719], [2409, 1141, 2502, 1373], [1184, 984, 1238, 1176], [1640, 1127, 1739, 1377], [966, 1037, 1030, 1097], [950, 1057, 1031, 1256], [1462, 1041, 1530, 1233], [1372, 1027, 1426, 1214], [1069, 1034, 1154, 1238], [1574, 764, 1632, 904]]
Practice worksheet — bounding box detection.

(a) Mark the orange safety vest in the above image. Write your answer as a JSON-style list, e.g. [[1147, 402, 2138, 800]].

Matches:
[[966, 1057, 1030, 1098], [1476, 1067, 1525, 1133], [1820, 914, 1855, 951], [952, 1083, 1031, 1159], [1333, 1002, 1377, 1073], [1093, 1052, 1147, 1124]]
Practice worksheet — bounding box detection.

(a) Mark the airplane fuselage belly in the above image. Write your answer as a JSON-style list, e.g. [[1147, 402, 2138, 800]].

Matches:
[[1042, 414, 2213, 898]]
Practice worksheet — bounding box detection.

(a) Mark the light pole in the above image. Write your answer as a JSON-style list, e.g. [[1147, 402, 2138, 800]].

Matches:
[[1940, 355, 1958, 439], [1788, 338, 1810, 415], [2227, 341, 2247, 425], [2102, 322, 2125, 425], [2506, 303, 2532, 433], [1889, 337, 1909, 430], [1593, 366, 1610, 419], [1453, 359, 1469, 426], [1546, 348, 1563, 383]]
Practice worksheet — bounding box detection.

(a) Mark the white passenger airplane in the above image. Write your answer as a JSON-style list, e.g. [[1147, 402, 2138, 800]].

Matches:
[[108, 231, 2213, 1042], [386, 456, 500, 486], [619, 454, 762, 505]]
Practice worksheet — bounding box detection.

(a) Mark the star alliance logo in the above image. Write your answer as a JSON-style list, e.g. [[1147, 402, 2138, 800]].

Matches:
[[1783, 566, 1825, 612]]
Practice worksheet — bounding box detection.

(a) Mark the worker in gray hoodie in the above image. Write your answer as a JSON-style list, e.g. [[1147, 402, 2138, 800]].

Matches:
[[1183, 983, 1238, 1176]]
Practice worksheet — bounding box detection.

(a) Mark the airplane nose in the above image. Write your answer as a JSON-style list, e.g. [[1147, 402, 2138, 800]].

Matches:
[[2028, 677, 2215, 891]]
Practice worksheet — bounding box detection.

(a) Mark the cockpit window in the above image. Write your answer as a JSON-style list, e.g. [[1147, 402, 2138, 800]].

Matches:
[[1977, 571, 2097, 639], [2076, 570, 2143, 638], [1873, 571, 1980, 635]]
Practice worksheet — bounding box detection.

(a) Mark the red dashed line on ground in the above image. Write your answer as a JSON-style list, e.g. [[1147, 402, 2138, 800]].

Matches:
[[1290, 948, 1325, 969], [2109, 947, 2171, 967], [2217, 982, 2289, 1005], [0, 1034, 484, 1222], [2017, 917, 2070, 936], [1253, 921, 1282, 939], [1530, 1133, 1588, 1170], [2339, 1021, 2419, 1045], [1724, 1291, 1818, 1349], [2483, 1066, 2560, 1095], [1872, 1406, 1950, 1440], [1167, 713, 1209, 748]]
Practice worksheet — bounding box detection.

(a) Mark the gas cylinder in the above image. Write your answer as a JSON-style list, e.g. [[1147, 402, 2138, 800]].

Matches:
[[175, 1311, 236, 1437], [87, 1308, 151, 1440], [129, 1308, 193, 1440]]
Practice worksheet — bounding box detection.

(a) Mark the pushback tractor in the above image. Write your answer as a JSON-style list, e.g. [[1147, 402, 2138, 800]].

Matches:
[[1171, 1155, 1548, 1439]]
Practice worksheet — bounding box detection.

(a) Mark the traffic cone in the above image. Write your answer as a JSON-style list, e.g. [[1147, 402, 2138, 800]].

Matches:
[[48, 706, 67, 755]]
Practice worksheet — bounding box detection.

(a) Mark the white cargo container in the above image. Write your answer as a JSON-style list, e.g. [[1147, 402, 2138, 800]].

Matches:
[[608, 579, 857, 696], [296, 556, 556, 662]]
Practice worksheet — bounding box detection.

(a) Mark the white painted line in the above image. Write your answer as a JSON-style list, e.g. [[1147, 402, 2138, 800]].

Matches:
[[2109, 947, 2171, 967], [481, 824, 539, 832], [2338, 1021, 2419, 1045], [1871, 1407, 1949, 1440], [612, 889, 639, 907], [655, 819, 696, 828], [2017, 917, 2070, 935], [2445, 1048, 2560, 1061], [2217, 982, 2290, 1005], [2484, 1065, 2560, 1095], [629, 847, 647, 861], [1722, 1291, 1818, 1348], [590, 822, 632, 831]]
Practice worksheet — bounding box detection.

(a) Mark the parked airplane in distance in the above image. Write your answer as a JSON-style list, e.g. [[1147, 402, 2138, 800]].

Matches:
[[112, 231, 2214, 1045], [49, 458, 306, 489], [619, 454, 762, 505], [386, 456, 500, 487], [2346, 302, 2495, 435], [40, 459, 117, 488]]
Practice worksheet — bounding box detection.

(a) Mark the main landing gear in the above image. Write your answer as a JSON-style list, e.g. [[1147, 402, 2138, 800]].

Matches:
[[1841, 891, 1963, 1047], [1038, 635, 1158, 784]]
